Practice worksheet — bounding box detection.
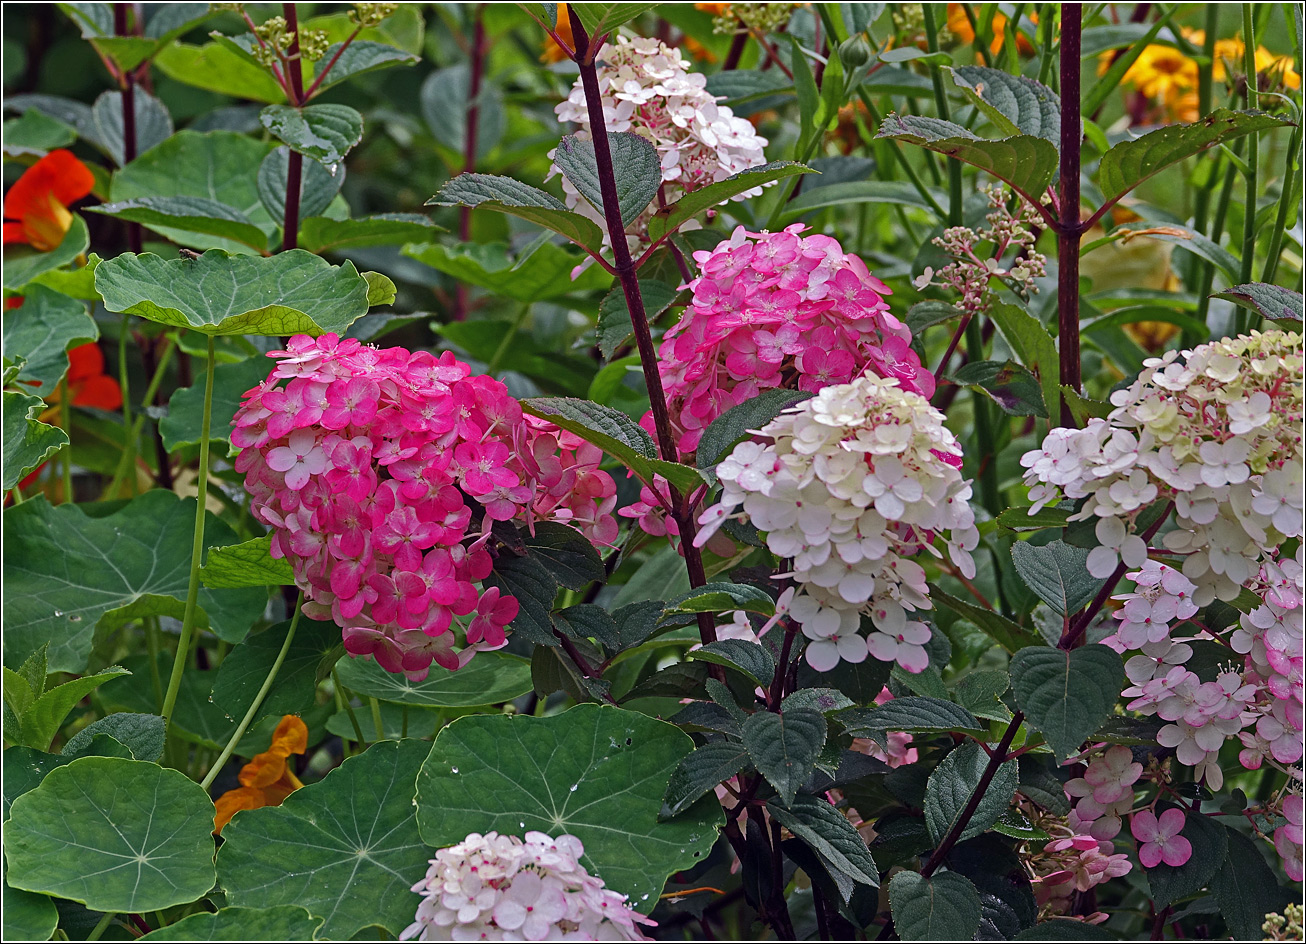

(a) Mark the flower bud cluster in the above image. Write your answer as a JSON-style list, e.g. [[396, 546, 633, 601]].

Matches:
[[554, 37, 768, 252], [695, 373, 978, 672], [232, 334, 617, 681], [1021, 330, 1304, 605], [401, 831, 653, 941]]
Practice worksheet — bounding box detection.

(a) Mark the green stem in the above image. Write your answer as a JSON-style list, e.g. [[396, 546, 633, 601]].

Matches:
[[923, 5, 963, 227], [487, 302, 530, 375], [117, 315, 136, 497], [59, 378, 73, 503], [200, 598, 303, 791], [1037, 3, 1057, 87], [369, 697, 385, 741], [332, 667, 367, 746], [855, 89, 946, 218], [103, 336, 176, 501], [1238, 4, 1259, 312], [86, 912, 116, 942], [1262, 122, 1302, 284], [160, 336, 216, 741]]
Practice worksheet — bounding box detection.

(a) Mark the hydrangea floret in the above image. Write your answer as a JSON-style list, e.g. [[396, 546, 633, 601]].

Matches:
[[553, 36, 767, 256], [232, 334, 617, 681], [401, 830, 654, 941], [694, 372, 978, 672]]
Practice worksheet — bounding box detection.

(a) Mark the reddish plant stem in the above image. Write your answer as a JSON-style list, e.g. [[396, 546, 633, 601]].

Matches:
[[454, 5, 486, 321], [302, 26, 361, 100], [722, 30, 748, 70], [281, 4, 305, 250], [113, 3, 143, 254], [1056, 3, 1084, 428], [567, 7, 718, 647], [765, 623, 798, 710]]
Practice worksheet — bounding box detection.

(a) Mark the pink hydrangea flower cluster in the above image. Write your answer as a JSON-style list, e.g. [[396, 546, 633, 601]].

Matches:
[[1064, 745, 1144, 840], [553, 37, 768, 254], [1129, 808, 1193, 868], [401, 831, 653, 941], [1021, 330, 1303, 606], [693, 373, 978, 673], [232, 334, 617, 681], [1031, 834, 1132, 912], [1276, 793, 1304, 882]]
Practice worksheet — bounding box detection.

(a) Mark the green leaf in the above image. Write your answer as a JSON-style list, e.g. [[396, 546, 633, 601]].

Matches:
[[1213, 282, 1304, 326], [257, 146, 346, 223], [154, 41, 285, 102], [210, 618, 341, 724], [1098, 109, 1289, 204], [555, 132, 661, 228], [888, 870, 982, 941], [996, 505, 1073, 532], [139, 905, 323, 942], [90, 87, 173, 166], [1059, 384, 1113, 425], [1015, 918, 1117, 939], [781, 687, 856, 715], [766, 793, 879, 887], [924, 741, 1018, 844], [1145, 808, 1227, 906], [689, 638, 776, 687], [1210, 825, 1288, 939], [951, 359, 1048, 417], [363, 271, 396, 307], [705, 68, 792, 105], [4, 756, 216, 913], [622, 661, 709, 702], [596, 279, 678, 359], [521, 522, 606, 591], [218, 739, 433, 940], [2, 883, 58, 941], [407, 239, 609, 304], [781, 180, 946, 220], [61, 712, 165, 761], [300, 214, 439, 254], [695, 389, 811, 482], [2, 491, 266, 672], [16, 666, 130, 751], [95, 250, 371, 337], [553, 604, 619, 651], [875, 114, 1058, 203], [1009, 644, 1124, 760], [948, 66, 1060, 143], [840, 696, 985, 743], [648, 161, 814, 241], [3, 746, 70, 821], [1, 214, 89, 291], [987, 303, 1059, 424], [110, 131, 276, 253], [743, 708, 827, 805], [663, 742, 750, 817], [160, 355, 271, 456], [415, 704, 723, 911], [335, 650, 533, 708], [3, 108, 77, 156], [2, 391, 68, 491], [427, 174, 606, 257], [421, 66, 505, 163], [89, 197, 267, 252], [486, 550, 558, 647], [1010, 540, 1103, 616], [568, 3, 661, 37], [311, 40, 417, 92], [667, 582, 776, 619], [953, 669, 1012, 722], [198, 535, 294, 589], [259, 103, 363, 166]]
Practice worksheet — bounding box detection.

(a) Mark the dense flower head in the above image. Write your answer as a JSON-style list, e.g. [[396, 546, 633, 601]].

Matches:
[[553, 37, 767, 252], [401, 830, 653, 941], [1064, 745, 1144, 840], [232, 334, 617, 681], [1022, 330, 1304, 606], [694, 373, 977, 672]]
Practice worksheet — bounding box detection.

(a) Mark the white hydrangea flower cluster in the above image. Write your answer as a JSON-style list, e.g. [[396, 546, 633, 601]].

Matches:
[[1021, 330, 1304, 606], [694, 373, 979, 673], [553, 36, 768, 253], [401, 831, 653, 942]]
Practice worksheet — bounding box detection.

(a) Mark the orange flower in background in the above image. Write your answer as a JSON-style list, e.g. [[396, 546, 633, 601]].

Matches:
[[213, 715, 308, 835], [1116, 44, 1198, 101], [947, 3, 1035, 57], [60, 343, 123, 411], [541, 2, 576, 63], [2, 149, 94, 252]]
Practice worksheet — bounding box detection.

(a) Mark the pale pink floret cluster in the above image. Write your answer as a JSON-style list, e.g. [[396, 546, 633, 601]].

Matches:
[[1276, 793, 1304, 882], [401, 831, 653, 942], [1129, 808, 1193, 868], [1032, 835, 1132, 910], [1064, 745, 1143, 841], [694, 374, 977, 673], [232, 334, 617, 681]]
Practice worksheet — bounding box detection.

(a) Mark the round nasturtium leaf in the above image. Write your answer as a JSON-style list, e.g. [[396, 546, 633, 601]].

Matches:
[[2, 882, 58, 941], [139, 905, 323, 941], [414, 703, 724, 913], [3, 756, 217, 914], [334, 650, 533, 708]]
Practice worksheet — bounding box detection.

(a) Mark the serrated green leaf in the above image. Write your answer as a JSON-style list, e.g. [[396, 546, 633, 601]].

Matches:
[[18, 666, 130, 751], [596, 279, 677, 360], [90, 87, 173, 165], [567, 3, 661, 38], [667, 582, 776, 619], [689, 638, 776, 687], [311, 41, 417, 92], [1010, 540, 1103, 616], [1009, 644, 1124, 760], [1210, 825, 1287, 939], [781, 687, 856, 715], [259, 103, 363, 166], [695, 389, 812, 483], [767, 793, 878, 887], [95, 250, 370, 337], [924, 741, 1018, 844], [987, 301, 1059, 421], [486, 549, 558, 647], [521, 522, 606, 591], [427, 174, 606, 256], [743, 708, 826, 805], [61, 712, 164, 761], [415, 704, 723, 911], [840, 696, 985, 742], [555, 132, 661, 228], [951, 359, 1048, 417], [948, 66, 1060, 143], [649, 161, 813, 241], [1213, 282, 1304, 326], [664, 741, 750, 817], [888, 870, 982, 941]]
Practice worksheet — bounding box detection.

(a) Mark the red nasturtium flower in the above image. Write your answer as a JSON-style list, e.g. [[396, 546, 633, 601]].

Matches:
[[213, 715, 309, 835], [55, 342, 123, 411], [2, 149, 95, 252]]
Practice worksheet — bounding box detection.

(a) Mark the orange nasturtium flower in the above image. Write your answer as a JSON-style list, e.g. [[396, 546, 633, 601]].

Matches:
[[541, 2, 576, 63], [213, 715, 309, 835], [57, 342, 123, 411], [2, 149, 94, 252], [947, 4, 1036, 57]]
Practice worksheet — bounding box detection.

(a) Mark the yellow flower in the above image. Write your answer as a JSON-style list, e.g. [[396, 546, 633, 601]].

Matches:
[[1185, 30, 1300, 90], [947, 3, 1035, 57], [1118, 44, 1199, 101], [213, 715, 308, 835]]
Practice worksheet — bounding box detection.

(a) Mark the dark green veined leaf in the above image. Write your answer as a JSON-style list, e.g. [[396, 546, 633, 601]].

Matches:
[[521, 522, 605, 591], [555, 132, 661, 228], [906, 300, 964, 334], [666, 583, 776, 620], [781, 687, 856, 715], [948, 66, 1060, 143], [743, 708, 826, 805], [427, 174, 606, 258], [888, 870, 982, 941], [95, 250, 371, 337], [61, 712, 164, 762], [839, 696, 985, 742], [663, 741, 750, 817], [311, 41, 418, 92], [139, 906, 323, 941], [2, 883, 58, 941], [648, 162, 813, 241], [210, 617, 341, 723], [89, 196, 268, 252], [415, 704, 723, 912], [1009, 644, 1124, 760], [767, 793, 879, 887], [689, 639, 776, 687], [596, 279, 678, 359], [90, 87, 173, 165], [924, 741, 1018, 844], [568, 3, 661, 38], [1010, 539, 1103, 616], [695, 389, 811, 483], [988, 303, 1060, 423], [258, 103, 364, 166], [335, 650, 533, 708], [951, 359, 1048, 417], [300, 214, 439, 254], [1210, 825, 1289, 939], [256, 145, 346, 222], [421, 65, 505, 163], [485, 550, 558, 647], [705, 68, 792, 105], [2, 391, 68, 491], [1214, 282, 1304, 326]]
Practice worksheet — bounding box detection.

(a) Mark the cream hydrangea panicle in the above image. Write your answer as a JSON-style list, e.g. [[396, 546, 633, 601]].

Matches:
[[553, 36, 767, 256], [401, 831, 653, 941], [694, 372, 977, 673]]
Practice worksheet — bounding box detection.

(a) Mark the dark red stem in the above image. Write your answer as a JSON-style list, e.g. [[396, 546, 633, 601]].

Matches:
[[1056, 3, 1084, 428], [454, 5, 486, 321], [280, 4, 305, 250]]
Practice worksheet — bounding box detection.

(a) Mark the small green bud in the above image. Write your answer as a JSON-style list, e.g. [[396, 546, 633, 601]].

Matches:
[[838, 34, 873, 71]]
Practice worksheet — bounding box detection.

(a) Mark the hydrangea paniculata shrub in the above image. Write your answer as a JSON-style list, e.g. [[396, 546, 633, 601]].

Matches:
[[402, 830, 653, 941], [694, 373, 978, 671], [232, 334, 617, 680]]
